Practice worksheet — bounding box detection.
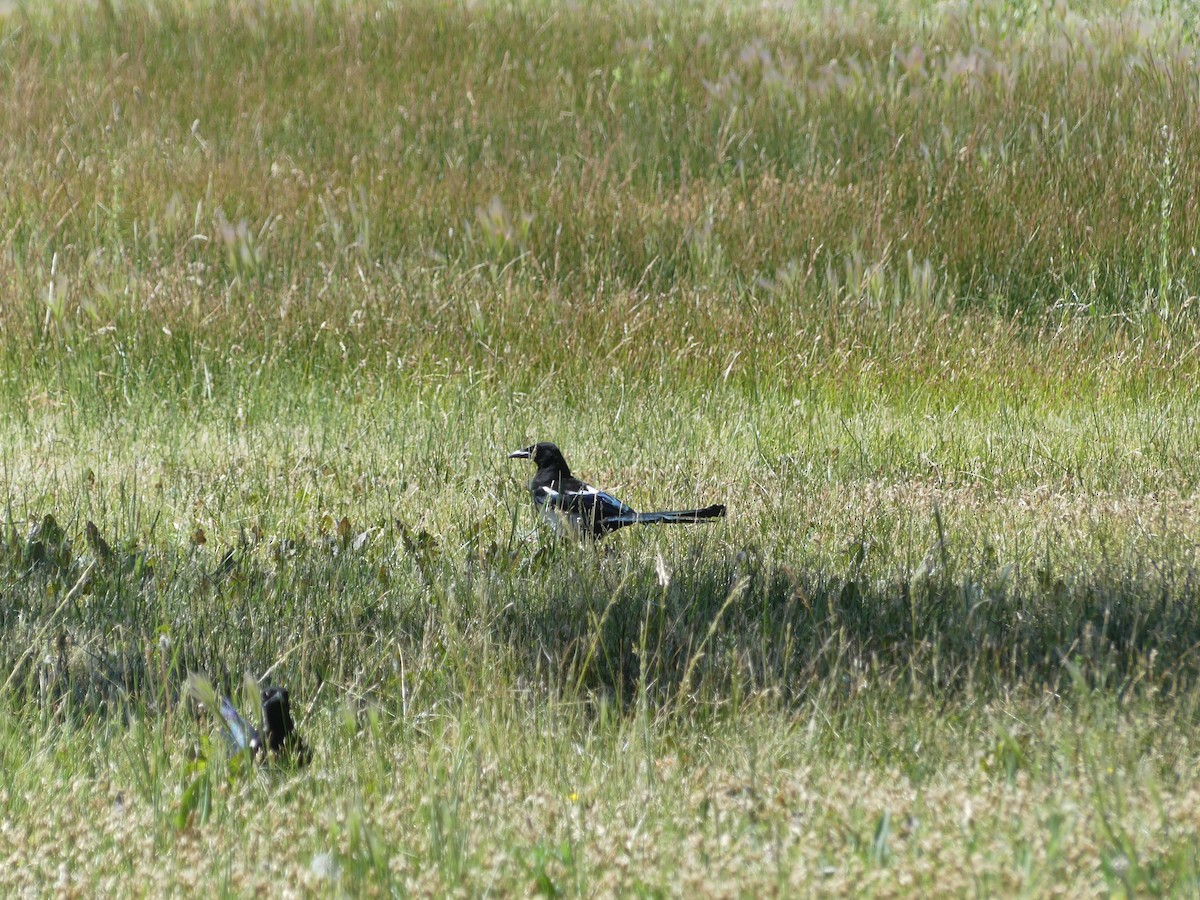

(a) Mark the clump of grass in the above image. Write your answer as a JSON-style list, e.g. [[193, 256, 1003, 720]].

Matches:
[[3, 0, 1200, 354]]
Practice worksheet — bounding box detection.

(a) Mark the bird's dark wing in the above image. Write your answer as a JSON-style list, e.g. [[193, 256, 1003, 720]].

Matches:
[[219, 697, 261, 754], [534, 479, 636, 535], [541, 483, 634, 517]]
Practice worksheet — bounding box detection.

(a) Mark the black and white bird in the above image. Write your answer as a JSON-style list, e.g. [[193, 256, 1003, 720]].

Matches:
[[219, 686, 311, 766], [188, 675, 312, 766], [509, 442, 726, 538]]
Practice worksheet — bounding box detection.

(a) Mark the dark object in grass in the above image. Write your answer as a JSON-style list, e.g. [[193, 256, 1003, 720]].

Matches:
[[509, 442, 726, 538], [85, 520, 113, 563], [189, 675, 312, 767], [222, 686, 312, 766], [24, 514, 72, 575]]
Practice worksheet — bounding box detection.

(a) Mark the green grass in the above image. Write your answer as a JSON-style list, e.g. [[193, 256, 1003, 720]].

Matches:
[[3, 0, 1200, 893]]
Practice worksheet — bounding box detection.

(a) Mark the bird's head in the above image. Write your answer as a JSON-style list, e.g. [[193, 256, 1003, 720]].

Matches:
[[260, 686, 297, 750], [260, 685, 312, 765], [508, 442, 570, 474]]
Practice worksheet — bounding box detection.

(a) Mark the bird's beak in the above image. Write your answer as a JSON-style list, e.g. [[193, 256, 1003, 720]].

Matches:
[[508, 448, 531, 459]]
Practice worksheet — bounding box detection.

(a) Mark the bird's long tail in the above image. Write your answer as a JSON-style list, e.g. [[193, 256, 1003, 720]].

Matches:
[[613, 504, 727, 527]]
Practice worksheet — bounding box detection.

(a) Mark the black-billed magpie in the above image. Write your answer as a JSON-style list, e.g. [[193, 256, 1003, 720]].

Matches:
[[189, 674, 311, 766], [509, 442, 726, 538], [220, 686, 311, 766]]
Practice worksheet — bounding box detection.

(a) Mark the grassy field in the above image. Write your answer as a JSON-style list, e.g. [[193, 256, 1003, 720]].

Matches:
[[4, 0, 1200, 893]]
